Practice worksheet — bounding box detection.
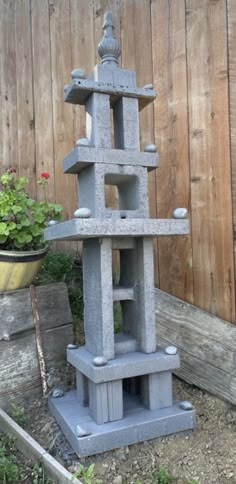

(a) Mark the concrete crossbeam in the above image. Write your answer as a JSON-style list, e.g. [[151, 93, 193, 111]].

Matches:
[[63, 147, 158, 174], [44, 218, 189, 242], [67, 347, 180, 384]]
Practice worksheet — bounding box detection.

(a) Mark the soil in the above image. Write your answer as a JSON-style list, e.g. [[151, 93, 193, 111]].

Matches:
[[23, 376, 236, 484]]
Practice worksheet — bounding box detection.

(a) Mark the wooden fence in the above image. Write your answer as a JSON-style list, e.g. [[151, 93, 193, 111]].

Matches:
[[0, 0, 236, 324]]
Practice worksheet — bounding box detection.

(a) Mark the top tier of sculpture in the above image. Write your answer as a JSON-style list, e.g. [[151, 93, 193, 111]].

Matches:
[[64, 11, 156, 111]]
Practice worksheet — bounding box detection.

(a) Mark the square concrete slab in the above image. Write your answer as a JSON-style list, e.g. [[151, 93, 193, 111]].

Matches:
[[49, 390, 195, 457]]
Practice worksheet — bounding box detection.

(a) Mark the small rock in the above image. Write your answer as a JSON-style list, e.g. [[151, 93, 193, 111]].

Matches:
[[47, 220, 59, 226], [75, 137, 90, 147], [113, 476, 123, 484], [143, 83, 153, 89], [93, 356, 108, 366], [172, 207, 188, 219], [76, 425, 91, 437], [67, 343, 78, 350], [165, 346, 177, 355], [144, 143, 157, 153], [180, 400, 193, 411], [71, 68, 86, 79], [74, 207, 92, 218], [52, 388, 64, 398]]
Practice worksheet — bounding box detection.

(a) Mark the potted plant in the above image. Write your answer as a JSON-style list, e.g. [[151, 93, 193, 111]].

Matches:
[[0, 168, 63, 291]]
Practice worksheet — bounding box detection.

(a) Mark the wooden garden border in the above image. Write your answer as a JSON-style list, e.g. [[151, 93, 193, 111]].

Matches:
[[0, 407, 82, 484]]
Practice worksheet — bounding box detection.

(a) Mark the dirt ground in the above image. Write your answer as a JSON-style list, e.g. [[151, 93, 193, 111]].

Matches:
[[24, 375, 236, 484]]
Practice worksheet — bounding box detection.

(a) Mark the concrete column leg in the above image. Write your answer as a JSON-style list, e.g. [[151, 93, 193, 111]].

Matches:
[[89, 380, 123, 424], [83, 238, 114, 360], [141, 372, 173, 410], [76, 370, 89, 407]]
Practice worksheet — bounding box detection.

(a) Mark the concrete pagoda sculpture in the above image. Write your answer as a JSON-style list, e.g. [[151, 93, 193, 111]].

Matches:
[[45, 11, 195, 457]]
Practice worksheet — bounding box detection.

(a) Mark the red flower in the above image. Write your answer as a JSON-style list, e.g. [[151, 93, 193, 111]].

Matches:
[[40, 172, 50, 179], [7, 168, 16, 174]]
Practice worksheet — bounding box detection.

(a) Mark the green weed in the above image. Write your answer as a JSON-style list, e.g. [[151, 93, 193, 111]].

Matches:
[[152, 467, 174, 484], [72, 463, 102, 484], [10, 402, 28, 428]]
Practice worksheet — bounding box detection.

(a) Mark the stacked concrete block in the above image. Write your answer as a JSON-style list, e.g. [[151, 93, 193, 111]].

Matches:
[[45, 11, 195, 456]]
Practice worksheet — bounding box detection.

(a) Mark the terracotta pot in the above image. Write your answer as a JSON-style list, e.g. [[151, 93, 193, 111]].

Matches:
[[0, 247, 47, 292]]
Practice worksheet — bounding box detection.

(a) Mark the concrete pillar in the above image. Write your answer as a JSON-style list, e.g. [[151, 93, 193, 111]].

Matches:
[[83, 238, 114, 360]]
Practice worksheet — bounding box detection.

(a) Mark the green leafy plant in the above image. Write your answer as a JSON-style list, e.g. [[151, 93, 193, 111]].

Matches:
[[72, 463, 102, 484], [31, 462, 53, 484], [0, 434, 22, 483], [152, 467, 174, 484], [10, 402, 28, 428], [0, 169, 62, 251]]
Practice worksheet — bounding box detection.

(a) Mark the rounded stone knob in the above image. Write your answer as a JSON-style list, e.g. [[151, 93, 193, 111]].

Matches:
[[47, 220, 59, 226], [165, 346, 177, 355], [172, 208, 188, 219], [179, 401, 193, 411], [74, 208, 92, 219], [144, 143, 157, 153], [93, 356, 108, 366], [75, 137, 90, 147], [143, 83, 154, 89], [71, 68, 86, 79]]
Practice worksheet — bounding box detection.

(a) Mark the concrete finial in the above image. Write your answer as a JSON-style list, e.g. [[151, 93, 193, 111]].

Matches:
[[98, 11, 121, 65]]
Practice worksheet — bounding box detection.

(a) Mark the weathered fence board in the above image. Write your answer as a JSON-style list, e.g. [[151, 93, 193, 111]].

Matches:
[[155, 288, 236, 405], [0, 283, 73, 409], [0, 0, 236, 324], [152, 0, 193, 300], [186, 0, 235, 322]]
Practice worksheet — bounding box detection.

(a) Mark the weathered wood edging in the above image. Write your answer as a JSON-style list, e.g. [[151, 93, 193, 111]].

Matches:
[[0, 407, 82, 483], [155, 288, 236, 405]]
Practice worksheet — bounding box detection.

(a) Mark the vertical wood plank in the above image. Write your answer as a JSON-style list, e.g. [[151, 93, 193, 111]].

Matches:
[[120, 0, 158, 285], [228, 0, 236, 305], [151, 0, 193, 301], [70, 0, 95, 146], [15, 0, 36, 196], [187, 0, 235, 321], [49, 0, 76, 220], [31, 0, 55, 202], [0, 0, 18, 171]]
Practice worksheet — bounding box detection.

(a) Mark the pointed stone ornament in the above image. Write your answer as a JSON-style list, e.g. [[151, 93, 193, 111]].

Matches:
[[98, 11, 121, 65]]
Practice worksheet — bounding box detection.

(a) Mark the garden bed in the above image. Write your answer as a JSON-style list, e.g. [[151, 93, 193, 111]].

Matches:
[[4, 376, 235, 484]]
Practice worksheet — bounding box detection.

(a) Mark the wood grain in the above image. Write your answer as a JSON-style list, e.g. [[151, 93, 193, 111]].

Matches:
[[0, 283, 73, 409], [31, 0, 55, 202], [152, 0, 193, 300], [155, 288, 236, 405], [187, 0, 235, 321], [15, 0, 35, 196], [227, 0, 236, 296], [49, 0, 76, 220], [0, 0, 18, 170]]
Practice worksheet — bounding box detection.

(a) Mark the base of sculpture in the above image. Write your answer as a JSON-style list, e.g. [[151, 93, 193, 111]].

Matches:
[[49, 389, 195, 456]]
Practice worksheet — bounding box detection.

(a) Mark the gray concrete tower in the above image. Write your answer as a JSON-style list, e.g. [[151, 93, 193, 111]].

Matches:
[[45, 11, 195, 456]]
